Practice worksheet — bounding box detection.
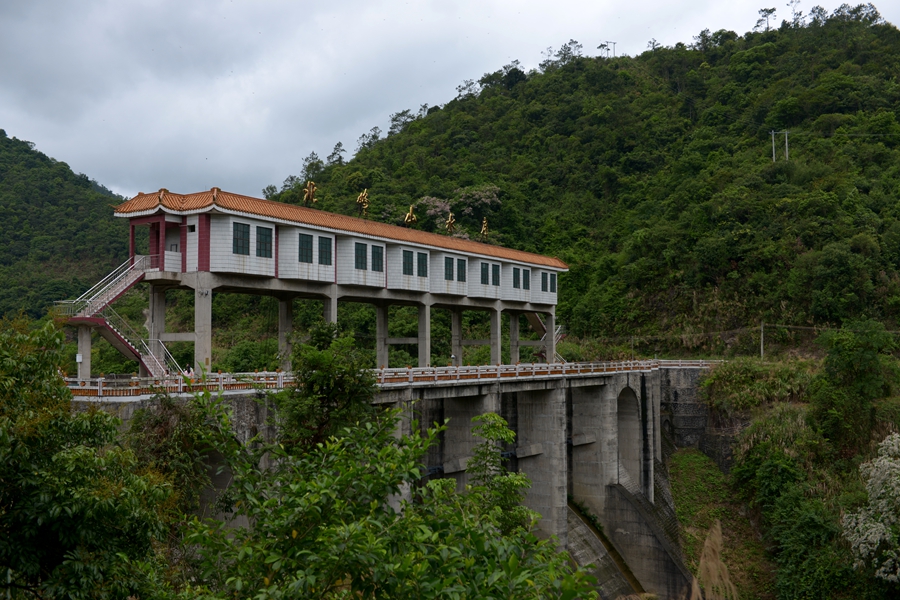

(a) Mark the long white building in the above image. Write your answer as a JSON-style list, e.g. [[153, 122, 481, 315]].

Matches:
[[66, 187, 568, 376]]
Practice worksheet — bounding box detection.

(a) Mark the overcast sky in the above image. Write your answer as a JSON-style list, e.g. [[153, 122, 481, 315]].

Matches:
[[1, 1, 897, 199]]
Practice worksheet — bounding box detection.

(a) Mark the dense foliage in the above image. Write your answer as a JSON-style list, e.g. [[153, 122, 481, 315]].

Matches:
[[266, 3, 900, 340], [0, 318, 170, 598], [714, 322, 900, 598], [0, 130, 128, 319]]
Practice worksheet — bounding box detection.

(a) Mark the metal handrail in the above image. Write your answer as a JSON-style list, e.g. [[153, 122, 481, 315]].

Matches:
[[65, 360, 720, 397], [55, 255, 153, 317]]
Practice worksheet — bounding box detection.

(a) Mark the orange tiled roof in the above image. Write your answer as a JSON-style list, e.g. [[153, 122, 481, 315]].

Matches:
[[115, 188, 568, 269]]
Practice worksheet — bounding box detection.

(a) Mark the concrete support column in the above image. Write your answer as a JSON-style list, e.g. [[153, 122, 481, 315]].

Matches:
[[278, 298, 293, 372], [418, 302, 431, 367], [77, 325, 92, 380], [544, 310, 556, 363], [375, 304, 389, 368], [450, 309, 463, 366], [195, 286, 212, 374], [148, 285, 166, 363], [323, 288, 338, 324], [443, 386, 501, 491], [516, 385, 568, 546], [509, 311, 520, 364], [489, 305, 501, 365]]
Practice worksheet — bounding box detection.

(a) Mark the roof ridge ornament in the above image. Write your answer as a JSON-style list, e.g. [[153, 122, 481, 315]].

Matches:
[[158, 188, 168, 202], [356, 189, 370, 218], [211, 187, 219, 202], [404, 205, 418, 227], [303, 181, 317, 207]]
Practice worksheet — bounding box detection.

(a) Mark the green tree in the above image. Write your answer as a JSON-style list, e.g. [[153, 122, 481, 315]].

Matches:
[[0, 318, 170, 599], [274, 322, 377, 452]]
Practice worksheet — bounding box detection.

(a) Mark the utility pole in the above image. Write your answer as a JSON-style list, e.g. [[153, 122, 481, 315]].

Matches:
[[770, 130, 790, 161], [607, 41, 617, 57], [760, 322, 765, 359]]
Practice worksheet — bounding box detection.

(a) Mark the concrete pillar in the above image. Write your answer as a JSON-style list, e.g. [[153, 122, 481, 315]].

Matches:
[[77, 325, 92, 380], [516, 385, 568, 546], [195, 286, 212, 374], [148, 285, 166, 363], [489, 306, 501, 365], [544, 310, 556, 363], [443, 387, 501, 490], [278, 298, 293, 372], [418, 302, 431, 367], [509, 312, 520, 364], [571, 384, 608, 517], [450, 309, 463, 366], [323, 289, 338, 324], [376, 304, 389, 368]]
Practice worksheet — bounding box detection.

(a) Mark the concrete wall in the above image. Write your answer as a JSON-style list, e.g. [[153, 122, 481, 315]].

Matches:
[[336, 235, 386, 287], [210, 215, 276, 276], [277, 226, 336, 283], [386, 245, 429, 292], [429, 251, 467, 296], [468, 259, 501, 299]]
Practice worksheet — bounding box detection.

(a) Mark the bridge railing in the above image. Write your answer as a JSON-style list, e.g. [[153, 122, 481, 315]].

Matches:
[[64, 359, 718, 398]]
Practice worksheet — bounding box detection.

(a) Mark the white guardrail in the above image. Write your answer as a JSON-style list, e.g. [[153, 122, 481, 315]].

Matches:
[[64, 360, 718, 398]]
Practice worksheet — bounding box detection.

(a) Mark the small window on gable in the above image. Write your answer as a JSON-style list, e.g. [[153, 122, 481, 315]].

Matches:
[[256, 227, 273, 258], [318, 236, 332, 265], [457, 258, 466, 282], [233, 222, 250, 255], [355, 243, 367, 270], [492, 264, 500, 286], [444, 257, 454, 281], [372, 246, 384, 272], [298, 233, 313, 263], [550, 273, 557, 293], [523, 269, 530, 290], [513, 267, 520, 289], [187, 225, 196, 233]]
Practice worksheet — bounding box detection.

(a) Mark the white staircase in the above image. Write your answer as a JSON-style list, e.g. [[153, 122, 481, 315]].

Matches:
[[56, 255, 180, 377]]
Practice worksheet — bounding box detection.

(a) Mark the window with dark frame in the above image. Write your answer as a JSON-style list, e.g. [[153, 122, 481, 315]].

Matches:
[[542, 272, 548, 292], [256, 227, 273, 258], [481, 262, 489, 285], [355, 243, 367, 270], [457, 258, 466, 282], [444, 257, 454, 280], [492, 264, 500, 286], [403, 250, 414, 275], [417, 252, 428, 277], [550, 273, 557, 293], [233, 222, 250, 255], [513, 267, 520, 289], [187, 225, 196, 233], [318, 236, 332, 265], [298, 233, 313, 263], [372, 246, 384, 272], [523, 269, 530, 290]]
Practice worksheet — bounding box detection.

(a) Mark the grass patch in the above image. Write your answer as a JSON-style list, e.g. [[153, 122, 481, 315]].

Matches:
[[669, 448, 776, 600]]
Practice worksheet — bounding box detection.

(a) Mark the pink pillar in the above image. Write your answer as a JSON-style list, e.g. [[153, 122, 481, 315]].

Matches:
[[158, 216, 166, 272]]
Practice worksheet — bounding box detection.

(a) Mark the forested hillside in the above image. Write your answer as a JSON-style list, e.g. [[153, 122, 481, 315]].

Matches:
[[0, 130, 128, 318], [268, 3, 900, 339], [3, 4, 900, 354]]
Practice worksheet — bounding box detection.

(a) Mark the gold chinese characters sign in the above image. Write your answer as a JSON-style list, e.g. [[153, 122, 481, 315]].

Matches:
[[303, 181, 317, 206]]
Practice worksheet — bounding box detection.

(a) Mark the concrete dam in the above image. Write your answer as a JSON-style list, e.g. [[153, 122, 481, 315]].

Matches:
[[76, 359, 711, 599]]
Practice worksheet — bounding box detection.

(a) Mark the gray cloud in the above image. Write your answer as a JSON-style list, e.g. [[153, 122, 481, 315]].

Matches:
[[2, 0, 896, 198]]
